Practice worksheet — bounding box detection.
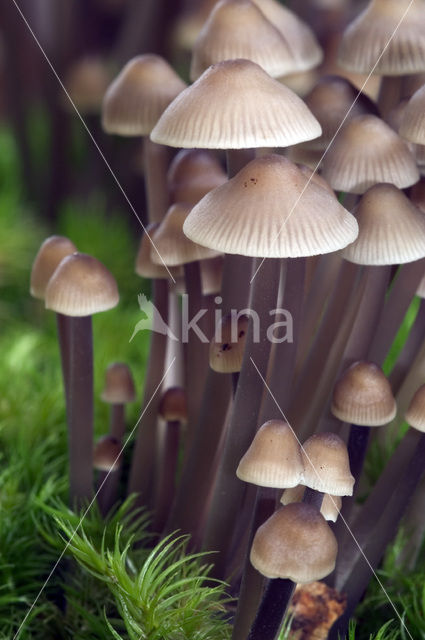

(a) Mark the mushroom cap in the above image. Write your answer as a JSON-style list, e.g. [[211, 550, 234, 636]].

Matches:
[[400, 84, 425, 145], [250, 503, 338, 582], [236, 419, 304, 488], [135, 223, 181, 280], [252, 0, 323, 71], [151, 59, 322, 149], [152, 203, 219, 266], [101, 362, 136, 404], [331, 361, 397, 426], [210, 313, 249, 373], [280, 485, 342, 523], [190, 0, 296, 80], [93, 435, 122, 471], [321, 115, 419, 194], [159, 386, 188, 422], [338, 0, 425, 76], [405, 384, 425, 432], [64, 57, 111, 114], [342, 183, 425, 265], [183, 154, 358, 258], [31, 235, 78, 300], [301, 432, 355, 496], [167, 149, 227, 207], [102, 54, 187, 136], [45, 253, 119, 317]]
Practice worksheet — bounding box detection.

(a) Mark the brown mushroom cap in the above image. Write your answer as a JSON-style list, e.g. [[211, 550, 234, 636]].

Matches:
[[302, 432, 355, 496], [331, 361, 397, 426], [151, 59, 322, 149], [236, 419, 304, 488], [209, 313, 249, 373], [158, 386, 188, 423], [45, 253, 119, 317], [135, 224, 181, 280], [280, 485, 342, 523], [400, 84, 425, 145], [101, 362, 136, 404], [250, 503, 338, 582], [102, 54, 187, 136], [93, 435, 122, 471], [31, 235, 78, 300], [183, 154, 358, 258], [167, 149, 227, 207], [321, 114, 419, 194], [64, 57, 111, 114], [405, 384, 425, 432]]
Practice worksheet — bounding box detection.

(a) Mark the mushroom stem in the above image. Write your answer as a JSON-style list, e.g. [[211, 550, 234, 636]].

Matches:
[[56, 312, 71, 403], [68, 315, 94, 507], [377, 75, 402, 118], [153, 419, 180, 533], [143, 136, 171, 224], [97, 404, 125, 516], [109, 404, 126, 440]]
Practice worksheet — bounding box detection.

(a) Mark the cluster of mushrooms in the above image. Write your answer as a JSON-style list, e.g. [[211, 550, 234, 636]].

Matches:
[[30, 0, 425, 638]]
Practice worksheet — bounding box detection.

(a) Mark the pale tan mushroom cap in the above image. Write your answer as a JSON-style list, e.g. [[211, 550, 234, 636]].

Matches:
[[183, 154, 358, 258], [45, 253, 119, 317], [338, 0, 425, 76], [102, 54, 187, 136], [159, 386, 188, 422], [93, 436, 122, 471], [280, 485, 342, 523], [31, 235, 78, 300], [237, 419, 304, 488], [210, 313, 249, 373], [400, 84, 425, 145], [167, 149, 227, 207], [151, 59, 322, 149], [302, 432, 354, 496], [321, 115, 419, 194], [101, 362, 136, 404], [342, 183, 425, 265], [405, 384, 425, 432], [135, 224, 181, 279], [190, 0, 297, 81], [152, 203, 219, 266], [252, 0, 323, 71], [250, 503, 338, 582], [64, 57, 110, 114], [331, 361, 397, 426]]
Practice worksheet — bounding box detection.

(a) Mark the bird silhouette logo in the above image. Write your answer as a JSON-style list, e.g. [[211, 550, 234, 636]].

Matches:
[[130, 294, 178, 342]]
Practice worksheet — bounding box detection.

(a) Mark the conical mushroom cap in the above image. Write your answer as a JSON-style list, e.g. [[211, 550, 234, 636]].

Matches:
[[101, 362, 136, 404], [190, 0, 296, 80], [64, 57, 110, 114], [405, 384, 425, 432], [210, 313, 249, 373], [102, 54, 187, 136], [31, 235, 78, 300], [302, 432, 354, 496], [152, 203, 219, 266], [321, 115, 419, 194], [236, 419, 304, 488], [331, 361, 397, 426], [400, 84, 425, 145], [342, 184, 425, 265], [280, 485, 342, 523], [252, 0, 323, 71], [250, 503, 338, 582], [93, 436, 122, 471], [135, 224, 181, 279], [45, 253, 119, 317], [167, 149, 227, 207], [338, 0, 425, 76], [183, 154, 358, 258], [151, 59, 322, 149], [159, 386, 188, 423]]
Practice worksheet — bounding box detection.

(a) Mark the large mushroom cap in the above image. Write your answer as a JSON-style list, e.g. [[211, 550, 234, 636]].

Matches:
[[151, 59, 322, 149], [183, 154, 358, 258], [250, 503, 338, 582], [45, 253, 119, 317], [31, 235, 78, 300]]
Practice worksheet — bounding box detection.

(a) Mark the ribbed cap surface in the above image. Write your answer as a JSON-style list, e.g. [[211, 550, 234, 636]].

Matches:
[[250, 503, 338, 581], [342, 184, 425, 265], [102, 54, 187, 136], [405, 384, 425, 432], [331, 361, 397, 426], [168, 149, 227, 207], [236, 419, 304, 488], [302, 432, 354, 496], [321, 115, 419, 194], [31, 235, 77, 300], [184, 154, 358, 257], [400, 84, 425, 145], [45, 253, 119, 317], [338, 0, 425, 76], [151, 59, 322, 149], [210, 313, 249, 373], [101, 362, 136, 404]]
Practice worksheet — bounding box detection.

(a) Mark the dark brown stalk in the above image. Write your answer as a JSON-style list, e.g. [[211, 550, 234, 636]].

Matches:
[[153, 420, 180, 532], [377, 76, 402, 119], [56, 313, 71, 402], [127, 278, 169, 507], [202, 258, 281, 577], [389, 298, 425, 394], [143, 138, 171, 225], [68, 316, 94, 508], [97, 404, 125, 516]]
